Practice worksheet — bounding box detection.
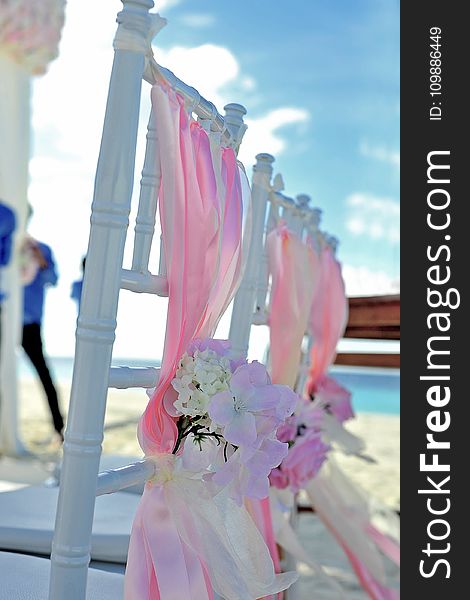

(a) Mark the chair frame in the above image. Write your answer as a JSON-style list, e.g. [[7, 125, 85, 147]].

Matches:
[[49, 2, 247, 597]]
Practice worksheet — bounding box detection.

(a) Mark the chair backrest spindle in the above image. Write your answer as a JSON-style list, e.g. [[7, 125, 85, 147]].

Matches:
[[228, 153, 274, 355], [48, 2, 154, 598], [132, 107, 161, 273]]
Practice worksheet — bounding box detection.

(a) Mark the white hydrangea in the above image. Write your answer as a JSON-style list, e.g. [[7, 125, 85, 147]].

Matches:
[[171, 349, 232, 417]]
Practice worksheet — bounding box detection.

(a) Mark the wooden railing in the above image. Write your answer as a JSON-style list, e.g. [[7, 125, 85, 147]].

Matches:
[[335, 294, 400, 368]]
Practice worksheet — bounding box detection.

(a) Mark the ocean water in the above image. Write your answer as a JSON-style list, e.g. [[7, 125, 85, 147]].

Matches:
[[331, 366, 400, 415], [19, 356, 400, 416]]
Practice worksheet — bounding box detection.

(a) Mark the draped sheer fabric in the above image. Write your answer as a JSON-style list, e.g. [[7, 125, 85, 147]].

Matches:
[[261, 223, 321, 599], [305, 459, 399, 600], [302, 245, 399, 599], [267, 224, 320, 388], [125, 84, 246, 599], [307, 244, 348, 393], [244, 497, 283, 600]]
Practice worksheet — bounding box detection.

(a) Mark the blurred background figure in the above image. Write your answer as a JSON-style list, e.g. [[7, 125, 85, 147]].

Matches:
[[0, 200, 16, 450], [0, 200, 16, 360], [70, 256, 86, 313], [21, 207, 64, 441]]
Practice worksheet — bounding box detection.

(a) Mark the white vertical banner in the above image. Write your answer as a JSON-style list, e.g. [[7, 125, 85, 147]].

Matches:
[[0, 51, 31, 455]]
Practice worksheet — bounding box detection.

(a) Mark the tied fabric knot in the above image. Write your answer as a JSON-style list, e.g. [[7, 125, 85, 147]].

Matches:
[[126, 452, 298, 600], [146, 453, 176, 486], [113, 11, 168, 85]]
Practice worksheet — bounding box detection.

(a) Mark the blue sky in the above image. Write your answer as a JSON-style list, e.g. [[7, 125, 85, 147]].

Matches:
[[158, 0, 400, 282], [28, 0, 399, 358]]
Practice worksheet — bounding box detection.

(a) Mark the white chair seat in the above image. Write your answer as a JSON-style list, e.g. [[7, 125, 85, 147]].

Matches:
[[0, 552, 123, 599], [0, 486, 139, 563]]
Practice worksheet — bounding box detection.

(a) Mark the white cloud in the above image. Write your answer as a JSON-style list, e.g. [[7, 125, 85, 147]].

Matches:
[[342, 264, 400, 296], [241, 76, 256, 92], [345, 193, 399, 244], [240, 108, 310, 167], [179, 13, 216, 28], [159, 0, 183, 10], [346, 217, 365, 235], [360, 140, 400, 170], [157, 44, 240, 106], [155, 44, 310, 167]]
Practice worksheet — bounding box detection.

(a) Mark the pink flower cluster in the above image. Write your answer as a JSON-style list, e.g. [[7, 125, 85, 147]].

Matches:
[[0, 0, 65, 74], [208, 361, 298, 504], [269, 399, 330, 493], [172, 339, 298, 505], [313, 375, 354, 423]]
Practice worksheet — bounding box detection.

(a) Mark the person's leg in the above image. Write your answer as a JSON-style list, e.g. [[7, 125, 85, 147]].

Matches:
[[22, 323, 64, 436]]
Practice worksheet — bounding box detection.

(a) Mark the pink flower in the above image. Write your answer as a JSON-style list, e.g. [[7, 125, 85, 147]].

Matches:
[[314, 376, 354, 423], [276, 400, 324, 444], [186, 338, 246, 372], [296, 398, 325, 431], [212, 436, 289, 504], [276, 416, 298, 443], [208, 362, 297, 449], [271, 431, 330, 493], [187, 338, 231, 356], [269, 467, 289, 490]]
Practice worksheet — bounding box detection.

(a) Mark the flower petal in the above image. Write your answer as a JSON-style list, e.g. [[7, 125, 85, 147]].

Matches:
[[245, 386, 280, 412], [208, 390, 235, 425], [224, 411, 257, 447], [181, 434, 218, 472], [246, 360, 270, 386], [229, 364, 254, 396], [246, 472, 270, 499]]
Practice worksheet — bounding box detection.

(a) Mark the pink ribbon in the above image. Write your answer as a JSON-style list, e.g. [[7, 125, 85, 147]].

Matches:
[[305, 459, 400, 600], [366, 524, 400, 567], [204, 148, 245, 334], [307, 245, 348, 392], [302, 245, 399, 597], [267, 224, 320, 388], [245, 497, 283, 600], [125, 84, 244, 599], [249, 225, 320, 599]]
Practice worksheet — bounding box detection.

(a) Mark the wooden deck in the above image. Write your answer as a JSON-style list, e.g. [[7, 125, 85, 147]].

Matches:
[[335, 294, 400, 368]]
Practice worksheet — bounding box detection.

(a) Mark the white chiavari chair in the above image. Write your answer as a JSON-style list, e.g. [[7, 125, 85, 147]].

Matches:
[[0, 2, 248, 598], [229, 175, 350, 599]]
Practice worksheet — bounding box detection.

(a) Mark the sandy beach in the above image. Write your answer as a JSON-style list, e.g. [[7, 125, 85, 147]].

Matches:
[[14, 377, 400, 598]]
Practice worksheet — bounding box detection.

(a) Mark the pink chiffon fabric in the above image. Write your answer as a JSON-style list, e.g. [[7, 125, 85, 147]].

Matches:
[[267, 224, 320, 388], [305, 459, 399, 600], [125, 84, 244, 600], [245, 497, 283, 600], [253, 224, 320, 600], [304, 247, 400, 598], [306, 244, 348, 393]]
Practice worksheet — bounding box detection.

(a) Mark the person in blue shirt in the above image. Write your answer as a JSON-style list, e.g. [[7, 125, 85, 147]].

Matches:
[[22, 229, 64, 440], [70, 256, 86, 313], [0, 201, 16, 363], [0, 201, 16, 304]]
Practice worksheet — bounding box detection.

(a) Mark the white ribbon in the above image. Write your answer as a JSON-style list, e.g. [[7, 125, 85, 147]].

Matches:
[[147, 454, 298, 600], [305, 459, 388, 584], [269, 489, 347, 598], [113, 11, 167, 85], [321, 413, 366, 456]]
